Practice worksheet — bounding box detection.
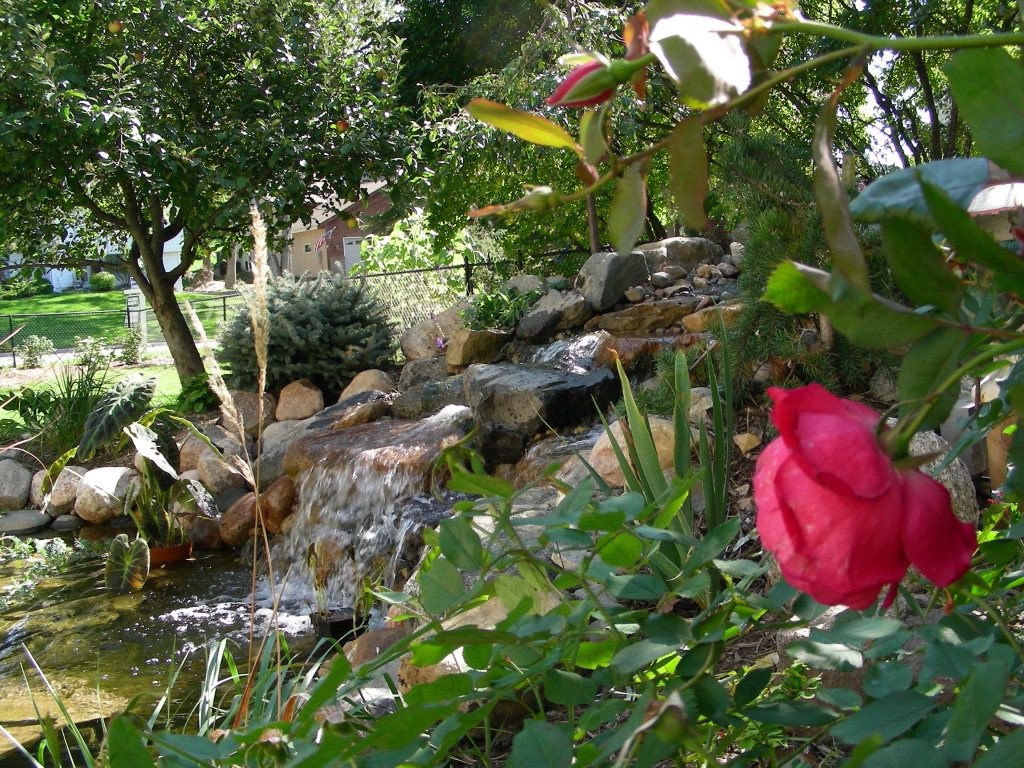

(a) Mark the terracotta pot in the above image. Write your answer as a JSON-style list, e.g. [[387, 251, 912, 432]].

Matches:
[[149, 541, 192, 566], [309, 608, 365, 641]]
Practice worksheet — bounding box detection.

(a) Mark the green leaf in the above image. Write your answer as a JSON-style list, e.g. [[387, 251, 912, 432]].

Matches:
[[402, 673, 473, 708], [107, 715, 154, 767], [438, 517, 485, 571], [920, 180, 1024, 298], [447, 470, 514, 498], [668, 117, 709, 230], [973, 728, 1024, 768], [862, 661, 914, 699], [418, 557, 464, 615], [880, 220, 963, 313], [597, 530, 643, 568], [466, 99, 579, 151], [733, 667, 772, 709], [742, 701, 837, 727], [816, 687, 863, 711], [579, 508, 627, 532], [897, 328, 970, 430], [605, 573, 667, 600], [370, 702, 461, 750], [579, 110, 607, 165], [813, 617, 906, 647], [509, 721, 572, 768], [858, 740, 949, 768], [942, 660, 1009, 762], [813, 88, 870, 293], [945, 49, 1024, 176], [849, 158, 989, 228], [648, 13, 751, 109], [124, 421, 178, 479], [763, 262, 937, 349], [105, 534, 150, 594], [608, 164, 647, 255], [610, 638, 681, 675], [76, 374, 157, 461], [543, 668, 599, 706], [787, 640, 862, 672], [830, 691, 936, 745], [688, 517, 739, 570]]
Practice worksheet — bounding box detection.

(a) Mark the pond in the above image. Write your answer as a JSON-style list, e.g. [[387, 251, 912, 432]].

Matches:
[[0, 529, 318, 764]]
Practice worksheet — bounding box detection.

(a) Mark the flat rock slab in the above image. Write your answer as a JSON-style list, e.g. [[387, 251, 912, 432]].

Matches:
[[51, 514, 86, 531], [0, 510, 53, 534]]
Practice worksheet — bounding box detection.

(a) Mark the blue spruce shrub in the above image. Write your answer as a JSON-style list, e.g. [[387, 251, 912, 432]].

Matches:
[[216, 272, 395, 399]]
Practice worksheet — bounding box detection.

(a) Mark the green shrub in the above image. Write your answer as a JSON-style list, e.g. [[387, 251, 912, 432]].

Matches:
[[117, 326, 146, 366], [460, 285, 541, 330], [15, 334, 55, 367], [176, 372, 220, 414], [0, 277, 54, 300], [215, 272, 395, 398], [72, 335, 111, 366], [89, 272, 117, 292]]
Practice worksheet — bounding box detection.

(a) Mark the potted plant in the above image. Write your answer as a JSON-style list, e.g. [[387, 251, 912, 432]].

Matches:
[[122, 421, 216, 565]]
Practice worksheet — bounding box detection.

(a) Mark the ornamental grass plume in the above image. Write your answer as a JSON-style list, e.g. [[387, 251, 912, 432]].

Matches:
[[753, 384, 976, 609]]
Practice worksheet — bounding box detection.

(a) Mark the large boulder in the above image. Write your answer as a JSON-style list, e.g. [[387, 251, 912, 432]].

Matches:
[[223, 390, 277, 439], [283, 405, 473, 483], [398, 356, 450, 390], [681, 301, 743, 333], [577, 251, 650, 312], [391, 376, 467, 419], [275, 379, 324, 421], [30, 465, 87, 515], [339, 369, 396, 401], [262, 475, 297, 534], [598, 297, 701, 335], [197, 452, 249, 498], [636, 237, 723, 272], [74, 467, 138, 524], [446, 328, 511, 367], [588, 417, 675, 487], [0, 509, 52, 535], [220, 492, 257, 547], [515, 290, 564, 343], [253, 391, 392, 490], [593, 335, 700, 372], [400, 302, 470, 360], [179, 425, 254, 474], [462, 364, 619, 466], [0, 459, 32, 511]]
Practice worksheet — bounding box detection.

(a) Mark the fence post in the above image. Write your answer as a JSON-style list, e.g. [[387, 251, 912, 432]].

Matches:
[[222, 296, 227, 321], [464, 253, 474, 296], [8, 316, 14, 368]]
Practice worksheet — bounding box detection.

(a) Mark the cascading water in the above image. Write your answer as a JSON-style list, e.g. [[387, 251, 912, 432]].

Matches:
[[508, 331, 607, 373], [269, 405, 472, 610]]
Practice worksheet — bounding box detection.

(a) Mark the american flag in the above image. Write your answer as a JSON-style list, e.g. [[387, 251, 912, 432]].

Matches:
[[314, 228, 333, 251]]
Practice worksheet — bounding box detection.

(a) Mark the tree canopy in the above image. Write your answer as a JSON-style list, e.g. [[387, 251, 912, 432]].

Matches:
[[0, 0, 412, 383]]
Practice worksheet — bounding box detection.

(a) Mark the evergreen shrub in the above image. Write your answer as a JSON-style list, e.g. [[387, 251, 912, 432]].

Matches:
[[216, 272, 395, 398]]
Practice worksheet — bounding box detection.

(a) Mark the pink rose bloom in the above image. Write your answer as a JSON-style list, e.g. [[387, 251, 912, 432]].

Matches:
[[754, 384, 976, 609], [546, 61, 616, 108]]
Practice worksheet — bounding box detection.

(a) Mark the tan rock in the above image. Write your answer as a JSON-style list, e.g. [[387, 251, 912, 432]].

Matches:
[[329, 399, 390, 430], [190, 516, 223, 550], [223, 390, 277, 438], [400, 302, 470, 360], [588, 417, 675, 487], [445, 328, 511, 368], [261, 476, 296, 534], [74, 467, 138, 524], [339, 369, 396, 401], [599, 299, 700, 335], [31, 465, 86, 515], [276, 379, 324, 421], [681, 302, 743, 333], [219, 492, 257, 547], [594, 334, 701, 371], [346, 625, 411, 668], [198, 452, 249, 497]]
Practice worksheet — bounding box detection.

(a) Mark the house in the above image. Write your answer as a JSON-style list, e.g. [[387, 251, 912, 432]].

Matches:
[[289, 180, 390, 276]]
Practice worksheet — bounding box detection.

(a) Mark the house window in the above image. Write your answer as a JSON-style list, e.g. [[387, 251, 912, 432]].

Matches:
[[304, 244, 312, 253]]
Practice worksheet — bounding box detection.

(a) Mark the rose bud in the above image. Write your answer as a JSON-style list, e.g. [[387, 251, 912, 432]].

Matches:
[[546, 60, 617, 108]]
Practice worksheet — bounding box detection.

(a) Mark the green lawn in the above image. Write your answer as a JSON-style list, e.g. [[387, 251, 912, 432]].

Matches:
[[0, 289, 239, 350]]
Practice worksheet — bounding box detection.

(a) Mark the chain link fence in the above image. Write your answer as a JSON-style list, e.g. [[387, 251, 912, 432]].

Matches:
[[0, 252, 584, 368]]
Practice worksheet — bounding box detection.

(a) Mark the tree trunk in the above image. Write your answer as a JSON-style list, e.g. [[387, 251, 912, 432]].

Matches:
[[225, 245, 238, 289], [150, 282, 207, 384], [586, 194, 601, 254]]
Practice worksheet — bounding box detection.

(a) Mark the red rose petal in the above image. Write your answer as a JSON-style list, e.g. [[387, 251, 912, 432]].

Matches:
[[900, 470, 976, 588]]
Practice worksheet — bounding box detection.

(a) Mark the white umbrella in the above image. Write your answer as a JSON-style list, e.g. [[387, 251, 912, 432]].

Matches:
[[968, 182, 1024, 216]]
